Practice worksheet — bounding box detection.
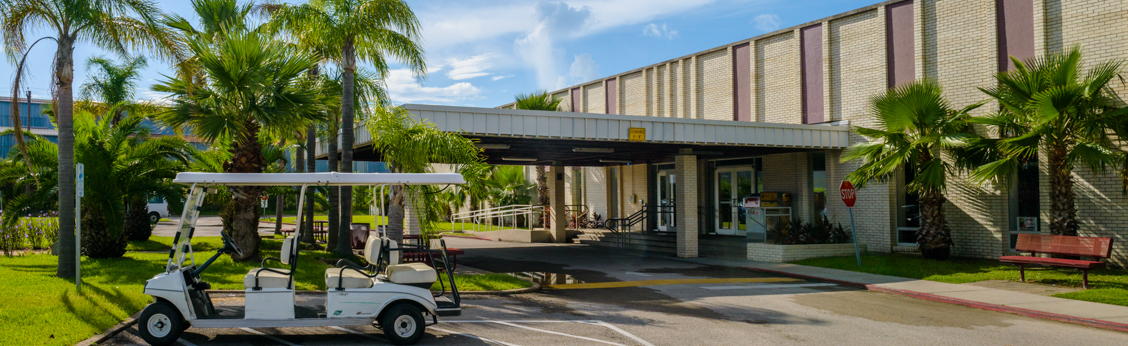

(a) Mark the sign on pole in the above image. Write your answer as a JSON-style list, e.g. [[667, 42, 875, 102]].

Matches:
[[76, 164, 84, 290], [840, 180, 861, 267]]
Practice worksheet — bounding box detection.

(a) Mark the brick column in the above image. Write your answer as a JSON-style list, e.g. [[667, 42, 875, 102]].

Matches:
[[675, 151, 699, 257], [549, 164, 568, 243]]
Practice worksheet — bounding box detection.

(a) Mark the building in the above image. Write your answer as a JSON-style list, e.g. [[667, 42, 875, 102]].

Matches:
[[0, 96, 59, 156], [323, 0, 1128, 266]]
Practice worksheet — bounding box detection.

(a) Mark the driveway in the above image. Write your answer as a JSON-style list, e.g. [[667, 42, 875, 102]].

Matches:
[[102, 238, 1128, 345]]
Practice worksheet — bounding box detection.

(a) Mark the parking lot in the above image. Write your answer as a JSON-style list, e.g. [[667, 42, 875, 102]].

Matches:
[[103, 238, 1128, 345]]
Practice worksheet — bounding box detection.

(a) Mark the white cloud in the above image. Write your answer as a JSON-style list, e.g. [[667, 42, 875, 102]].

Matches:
[[492, 75, 515, 81], [555, 54, 600, 89], [752, 14, 781, 32], [385, 69, 483, 103], [515, 2, 593, 89], [446, 53, 501, 80], [643, 23, 679, 39]]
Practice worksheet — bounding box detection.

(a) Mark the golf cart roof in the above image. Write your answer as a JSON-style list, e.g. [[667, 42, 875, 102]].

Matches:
[[172, 172, 465, 186]]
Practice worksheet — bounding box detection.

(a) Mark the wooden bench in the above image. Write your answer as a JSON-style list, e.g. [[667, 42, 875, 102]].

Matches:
[[999, 234, 1113, 289]]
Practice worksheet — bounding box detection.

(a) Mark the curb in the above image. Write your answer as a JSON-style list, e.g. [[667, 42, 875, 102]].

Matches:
[[75, 311, 140, 346], [455, 282, 542, 296], [740, 266, 1128, 334], [441, 234, 494, 241]]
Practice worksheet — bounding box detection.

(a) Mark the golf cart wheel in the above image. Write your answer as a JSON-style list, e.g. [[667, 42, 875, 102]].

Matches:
[[149, 212, 161, 224], [380, 303, 425, 345], [139, 301, 183, 346]]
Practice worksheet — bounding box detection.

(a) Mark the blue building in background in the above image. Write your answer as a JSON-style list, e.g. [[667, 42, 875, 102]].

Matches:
[[0, 96, 58, 157]]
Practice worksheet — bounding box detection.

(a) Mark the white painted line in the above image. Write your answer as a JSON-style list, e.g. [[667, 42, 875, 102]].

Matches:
[[328, 326, 381, 341], [240, 327, 301, 346], [491, 321, 626, 346], [586, 321, 655, 346], [430, 326, 522, 346], [700, 283, 837, 290], [624, 272, 653, 277], [177, 338, 198, 346], [444, 320, 597, 323]]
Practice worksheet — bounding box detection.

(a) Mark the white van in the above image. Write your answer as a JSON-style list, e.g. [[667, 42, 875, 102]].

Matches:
[[147, 196, 170, 223]]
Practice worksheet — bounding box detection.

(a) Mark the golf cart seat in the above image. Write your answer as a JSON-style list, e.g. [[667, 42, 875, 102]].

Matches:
[[325, 236, 387, 289], [244, 236, 296, 289], [386, 263, 437, 288]]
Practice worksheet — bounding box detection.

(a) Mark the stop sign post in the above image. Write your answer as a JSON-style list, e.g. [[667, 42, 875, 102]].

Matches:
[[840, 180, 862, 267]]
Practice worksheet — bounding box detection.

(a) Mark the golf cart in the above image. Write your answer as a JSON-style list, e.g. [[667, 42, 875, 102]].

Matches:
[[139, 172, 465, 345]]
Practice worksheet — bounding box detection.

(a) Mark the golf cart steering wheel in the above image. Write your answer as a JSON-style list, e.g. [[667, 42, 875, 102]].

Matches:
[[220, 231, 243, 257]]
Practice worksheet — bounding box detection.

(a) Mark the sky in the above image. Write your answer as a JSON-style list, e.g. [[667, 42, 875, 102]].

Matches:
[[0, 0, 883, 108]]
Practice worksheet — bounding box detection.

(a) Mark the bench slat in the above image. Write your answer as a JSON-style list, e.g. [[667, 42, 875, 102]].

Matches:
[[1015, 234, 1113, 258], [999, 256, 1107, 269]]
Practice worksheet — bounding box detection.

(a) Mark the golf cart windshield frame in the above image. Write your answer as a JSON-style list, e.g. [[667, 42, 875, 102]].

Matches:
[[165, 172, 465, 272]]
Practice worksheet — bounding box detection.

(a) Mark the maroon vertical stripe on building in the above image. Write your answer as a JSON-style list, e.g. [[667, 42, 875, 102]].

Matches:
[[732, 43, 751, 121], [997, 0, 1035, 71], [571, 87, 581, 112], [885, 0, 915, 88], [605, 77, 618, 115], [801, 24, 824, 124]]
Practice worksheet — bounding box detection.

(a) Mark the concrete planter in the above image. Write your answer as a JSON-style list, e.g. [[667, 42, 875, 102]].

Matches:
[[748, 243, 866, 262]]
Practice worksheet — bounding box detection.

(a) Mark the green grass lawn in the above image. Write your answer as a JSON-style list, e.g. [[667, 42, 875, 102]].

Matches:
[[432, 273, 533, 291], [1, 237, 350, 345], [795, 254, 1128, 306]]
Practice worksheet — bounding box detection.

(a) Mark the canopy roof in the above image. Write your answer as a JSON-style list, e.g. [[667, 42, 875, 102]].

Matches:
[[172, 172, 465, 186]]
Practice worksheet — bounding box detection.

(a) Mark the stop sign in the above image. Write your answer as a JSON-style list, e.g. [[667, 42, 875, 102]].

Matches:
[[840, 180, 857, 208]]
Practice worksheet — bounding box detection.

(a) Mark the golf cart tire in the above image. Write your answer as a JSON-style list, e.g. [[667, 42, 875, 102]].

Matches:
[[380, 303, 426, 345], [149, 212, 161, 224], [139, 301, 184, 346]]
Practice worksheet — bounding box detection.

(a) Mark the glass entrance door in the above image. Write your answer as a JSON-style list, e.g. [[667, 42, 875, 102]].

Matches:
[[715, 166, 755, 235], [657, 171, 676, 232]]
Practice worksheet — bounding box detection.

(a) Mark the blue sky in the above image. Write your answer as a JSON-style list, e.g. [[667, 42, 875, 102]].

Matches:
[[1, 0, 883, 108]]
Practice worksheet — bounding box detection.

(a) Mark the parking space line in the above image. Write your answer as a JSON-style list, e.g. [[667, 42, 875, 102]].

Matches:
[[491, 321, 627, 346], [328, 326, 382, 341], [429, 326, 522, 346], [701, 283, 838, 290], [240, 327, 301, 346], [545, 277, 800, 290], [585, 321, 656, 346]]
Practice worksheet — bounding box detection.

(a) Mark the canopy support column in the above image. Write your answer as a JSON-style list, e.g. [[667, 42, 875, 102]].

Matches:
[[549, 163, 568, 243], [676, 150, 698, 258]]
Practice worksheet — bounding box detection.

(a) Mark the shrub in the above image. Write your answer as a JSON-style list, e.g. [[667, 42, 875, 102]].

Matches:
[[0, 211, 60, 255], [768, 216, 851, 245]]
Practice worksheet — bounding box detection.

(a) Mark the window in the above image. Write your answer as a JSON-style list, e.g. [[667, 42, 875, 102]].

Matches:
[[1009, 157, 1040, 250], [810, 152, 827, 219], [897, 160, 920, 245]]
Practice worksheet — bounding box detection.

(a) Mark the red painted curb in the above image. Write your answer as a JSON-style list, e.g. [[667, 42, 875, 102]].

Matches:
[[741, 266, 1128, 333]]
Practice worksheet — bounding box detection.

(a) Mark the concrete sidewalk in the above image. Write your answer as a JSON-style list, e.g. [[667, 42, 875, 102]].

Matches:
[[677, 256, 1128, 333]]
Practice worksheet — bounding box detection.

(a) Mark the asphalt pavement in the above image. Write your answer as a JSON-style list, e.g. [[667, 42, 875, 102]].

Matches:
[[102, 238, 1128, 345]]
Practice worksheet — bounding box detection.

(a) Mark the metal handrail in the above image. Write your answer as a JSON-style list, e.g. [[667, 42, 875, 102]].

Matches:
[[450, 204, 545, 232], [605, 206, 648, 248]]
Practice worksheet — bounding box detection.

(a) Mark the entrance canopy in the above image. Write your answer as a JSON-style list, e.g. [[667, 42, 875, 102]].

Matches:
[[319, 104, 850, 166], [172, 172, 465, 186]]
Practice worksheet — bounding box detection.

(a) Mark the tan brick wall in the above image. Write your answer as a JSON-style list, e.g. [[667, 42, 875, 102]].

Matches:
[[583, 83, 605, 114], [656, 65, 667, 117], [828, 9, 884, 122], [618, 164, 649, 219], [696, 49, 734, 121], [620, 71, 648, 116], [756, 31, 802, 124]]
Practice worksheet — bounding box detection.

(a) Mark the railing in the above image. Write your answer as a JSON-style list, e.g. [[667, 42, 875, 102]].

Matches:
[[450, 205, 545, 232], [605, 206, 648, 248]]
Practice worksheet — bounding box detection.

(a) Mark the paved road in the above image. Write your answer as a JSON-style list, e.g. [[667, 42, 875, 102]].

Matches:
[[104, 238, 1128, 345], [153, 216, 279, 238]]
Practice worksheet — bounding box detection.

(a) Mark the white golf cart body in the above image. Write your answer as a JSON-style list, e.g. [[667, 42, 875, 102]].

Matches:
[[141, 172, 464, 344]]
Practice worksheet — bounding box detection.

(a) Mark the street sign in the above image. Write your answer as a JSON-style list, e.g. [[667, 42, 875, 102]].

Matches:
[[628, 127, 646, 142], [743, 197, 759, 208], [840, 180, 861, 267], [76, 164, 84, 197], [839, 180, 856, 208], [260, 195, 269, 209]]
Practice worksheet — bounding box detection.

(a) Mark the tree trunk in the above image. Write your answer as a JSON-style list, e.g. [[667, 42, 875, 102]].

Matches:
[[290, 143, 304, 238], [81, 205, 126, 258], [220, 121, 265, 261], [327, 123, 339, 250], [56, 36, 77, 278], [387, 185, 405, 246], [916, 189, 952, 259], [124, 196, 152, 241], [536, 165, 548, 228], [274, 194, 284, 236], [1048, 145, 1078, 236], [304, 126, 317, 244], [337, 39, 356, 255]]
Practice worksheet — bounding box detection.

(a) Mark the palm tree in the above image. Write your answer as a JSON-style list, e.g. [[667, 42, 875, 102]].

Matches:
[[267, 0, 425, 255], [842, 79, 984, 259], [75, 110, 191, 257], [970, 47, 1128, 236], [154, 28, 324, 260], [1, 0, 180, 277], [513, 91, 561, 227], [78, 55, 148, 124], [367, 107, 483, 245], [487, 166, 536, 207]]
